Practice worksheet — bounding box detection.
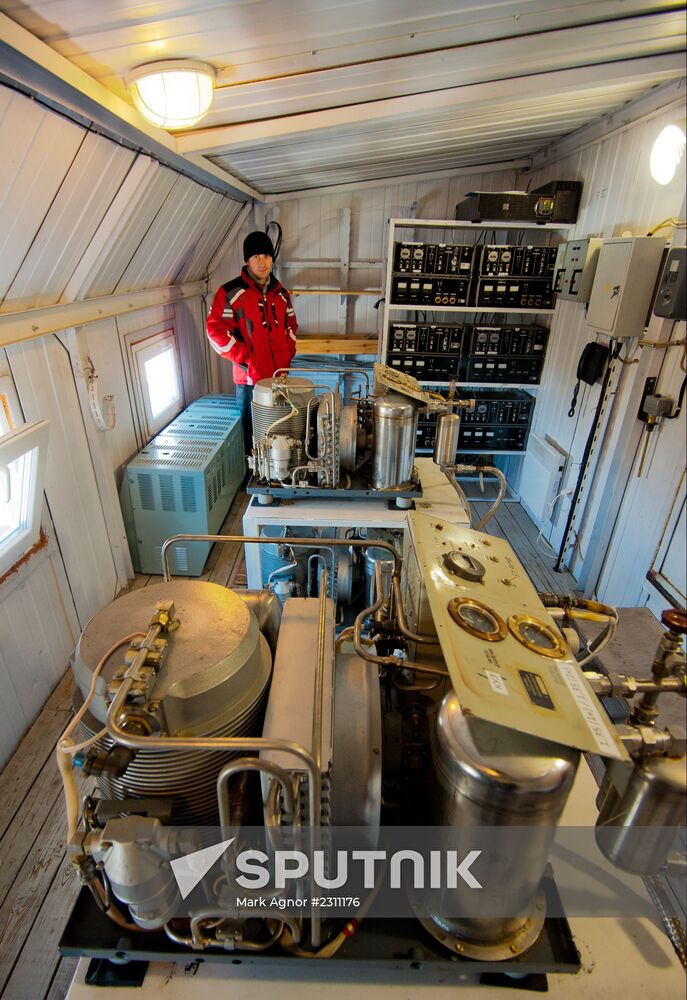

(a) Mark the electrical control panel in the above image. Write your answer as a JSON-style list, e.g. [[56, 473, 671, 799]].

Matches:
[[586, 236, 665, 338], [653, 247, 686, 320], [554, 237, 603, 302], [386, 324, 548, 386], [417, 389, 535, 453], [473, 277, 555, 309], [390, 242, 557, 308], [478, 245, 558, 278], [391, 275, 470, 306]]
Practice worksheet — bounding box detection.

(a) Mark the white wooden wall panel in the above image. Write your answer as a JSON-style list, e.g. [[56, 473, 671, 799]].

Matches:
[[78, 165, 178, 298], [2, 132, 136, 310], [174, 195, 243, 284], [245, 167, 516, 336], [0, 551, 79, 768], [7, 335, 118, 624], [115, 177, 219, 291], [597, 320, 686, 605], [511, 103, 686, 599], [0, 515, 80, 768], [73, 317, 139, 470], [0, 86, 84, 302], [173, 295, 210, 404]]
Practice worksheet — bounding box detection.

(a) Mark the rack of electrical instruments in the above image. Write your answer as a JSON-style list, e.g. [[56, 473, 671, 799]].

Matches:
[[379, 218, 573, 466]]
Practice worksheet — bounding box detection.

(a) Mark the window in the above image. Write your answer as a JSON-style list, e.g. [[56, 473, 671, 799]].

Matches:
[[130, 330, 183, 437], [0, 420, 50, 578]]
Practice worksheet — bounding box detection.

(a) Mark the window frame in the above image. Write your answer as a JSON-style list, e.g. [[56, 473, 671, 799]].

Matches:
[[129, 328, 183, 438], [0, 419, 50, 578]]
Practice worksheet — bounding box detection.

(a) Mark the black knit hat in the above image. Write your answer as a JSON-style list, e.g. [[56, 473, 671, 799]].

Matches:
[[243, 231, 274, 261]]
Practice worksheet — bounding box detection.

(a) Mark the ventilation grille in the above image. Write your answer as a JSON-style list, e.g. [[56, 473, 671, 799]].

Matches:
[[159, 474, 175, 512], [181, 476, 196, 513], [137, 473, 154, 510]]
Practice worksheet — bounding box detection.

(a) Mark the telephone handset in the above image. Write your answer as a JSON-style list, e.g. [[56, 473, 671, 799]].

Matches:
[[568, 343, 610, 417]]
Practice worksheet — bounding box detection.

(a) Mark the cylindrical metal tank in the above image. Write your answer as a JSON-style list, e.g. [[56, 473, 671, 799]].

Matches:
[[422, 692, 579, 958], [71, 581, 272, 825], [372, 393, 418, 489], [595, 755, 687, 873], [252, 376, 315, 444], [433, 412, 460, 466]]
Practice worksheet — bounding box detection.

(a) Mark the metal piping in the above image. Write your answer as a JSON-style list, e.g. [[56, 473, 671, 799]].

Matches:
[[391, 575, 440, 646], [160, 534, 399, 582], [104, 682, 323, 946], [217, 758, 295, 834], [352, 594, 449, 678], [312, 567, 329, 773]]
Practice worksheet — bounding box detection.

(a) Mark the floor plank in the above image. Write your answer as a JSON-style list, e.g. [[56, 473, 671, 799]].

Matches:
[[2, 858, 80, 1000], [45, 958, 78, 1000], [0, 753, 63, 907], [0, 672, 72, 842], [0, 790, 74, 994]]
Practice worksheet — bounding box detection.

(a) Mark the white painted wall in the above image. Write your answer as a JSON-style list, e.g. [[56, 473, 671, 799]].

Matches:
[[259, 168, 519, 338], [510, 97, 686, 604], [0, 85, 245, 765]]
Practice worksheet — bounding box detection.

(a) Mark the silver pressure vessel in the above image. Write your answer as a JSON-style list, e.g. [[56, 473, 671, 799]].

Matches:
[[372, 394, 418, 489], [433, 412, 461, 466], [595, 755, 687, 873], [424, 692, 579, 958]]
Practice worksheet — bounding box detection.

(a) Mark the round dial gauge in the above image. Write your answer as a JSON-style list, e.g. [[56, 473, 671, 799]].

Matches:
[[448, 598, 507, 642], [507, 615, 567, 658], [443, 550, 486, 583]]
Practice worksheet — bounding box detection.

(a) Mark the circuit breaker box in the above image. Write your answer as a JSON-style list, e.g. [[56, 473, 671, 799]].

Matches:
[[586, 236, 665, 338], [554, 237, 603, 302]]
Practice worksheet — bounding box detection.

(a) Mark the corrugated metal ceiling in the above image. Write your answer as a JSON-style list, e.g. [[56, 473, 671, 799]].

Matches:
[[1, 1, 685, 193]]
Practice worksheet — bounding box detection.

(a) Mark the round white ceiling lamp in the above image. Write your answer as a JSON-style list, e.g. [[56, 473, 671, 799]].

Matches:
[[649, 123, 686, 185], [126, 60, 216, 130]]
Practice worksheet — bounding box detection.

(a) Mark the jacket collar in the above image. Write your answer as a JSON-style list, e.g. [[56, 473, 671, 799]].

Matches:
[[241, 264, 280, 295]]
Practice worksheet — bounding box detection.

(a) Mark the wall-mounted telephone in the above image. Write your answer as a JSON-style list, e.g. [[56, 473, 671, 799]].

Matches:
[[568, 342, 610, 417]]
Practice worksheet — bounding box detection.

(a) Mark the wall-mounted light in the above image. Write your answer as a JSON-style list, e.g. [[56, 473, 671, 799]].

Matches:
[[126, 60, 215, 130], [650, 123, 686, 185]]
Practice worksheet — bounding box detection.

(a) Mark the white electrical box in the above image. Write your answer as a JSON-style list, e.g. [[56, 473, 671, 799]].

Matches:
[[586, 236, 665, 338], [554, 237, 603, 302]]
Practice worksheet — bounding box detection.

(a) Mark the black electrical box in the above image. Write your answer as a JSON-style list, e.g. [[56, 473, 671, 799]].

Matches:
[[417, 389, 535, 453], [653, 247, 686, 320], [454, 181, 582, 225]]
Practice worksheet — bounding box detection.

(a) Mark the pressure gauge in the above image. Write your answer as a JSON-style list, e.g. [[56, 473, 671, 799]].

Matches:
[[442, 550, 486, 583], [508, 614, 567, 658], [448, 597, 507, 641]]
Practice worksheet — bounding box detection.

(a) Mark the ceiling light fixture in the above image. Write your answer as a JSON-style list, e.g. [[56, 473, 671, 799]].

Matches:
[[650, 123, 686, 185], [126, 60, 216, 130]]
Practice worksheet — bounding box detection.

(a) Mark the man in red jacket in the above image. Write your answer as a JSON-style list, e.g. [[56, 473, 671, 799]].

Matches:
[[206, 230, 298, 450]]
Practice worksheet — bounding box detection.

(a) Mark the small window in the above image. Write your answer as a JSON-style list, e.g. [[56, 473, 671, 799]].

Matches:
[[0, 420, 50, 578], [131, 330, 183, 437]]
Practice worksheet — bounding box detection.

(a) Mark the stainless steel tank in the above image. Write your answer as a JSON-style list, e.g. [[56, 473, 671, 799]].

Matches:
[[595, 755, 687, 873], [433, 412, 461, 466], [372, 393, 418, 489], [71, 581, 272, 824], [421, 692, 579, 959], [252, 376, 315, 444]]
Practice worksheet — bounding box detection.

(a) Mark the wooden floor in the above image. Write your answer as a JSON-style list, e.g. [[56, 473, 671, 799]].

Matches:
[[0, 490, 576, 1000]]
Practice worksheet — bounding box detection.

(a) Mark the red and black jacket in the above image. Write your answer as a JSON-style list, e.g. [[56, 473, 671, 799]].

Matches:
[[206, 267, 298, 385]]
